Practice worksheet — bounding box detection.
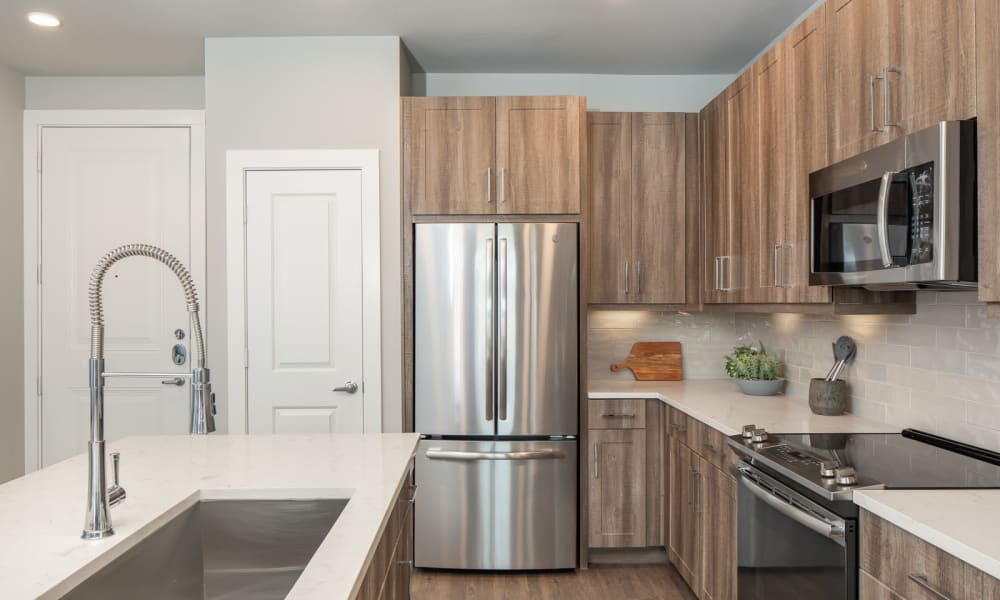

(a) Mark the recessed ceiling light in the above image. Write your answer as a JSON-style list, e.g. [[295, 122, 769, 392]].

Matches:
[[27, 12, 61, 28]]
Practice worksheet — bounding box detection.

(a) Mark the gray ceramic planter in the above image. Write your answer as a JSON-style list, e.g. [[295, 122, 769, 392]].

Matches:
[[734, 378, 785, 396]]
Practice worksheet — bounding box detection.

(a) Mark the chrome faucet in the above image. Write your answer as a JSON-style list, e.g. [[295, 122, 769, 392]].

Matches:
[[83, 244, 216, 540]]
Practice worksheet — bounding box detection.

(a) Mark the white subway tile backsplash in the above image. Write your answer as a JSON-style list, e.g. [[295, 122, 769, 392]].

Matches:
[[589, 291, 1000, 451]]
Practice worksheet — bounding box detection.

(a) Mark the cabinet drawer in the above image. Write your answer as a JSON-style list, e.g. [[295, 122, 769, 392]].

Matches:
[[861, 511, 982, 600], [667, 407, 699, 448], [589, 399, 646, 429], [695, 420, 734, 474]]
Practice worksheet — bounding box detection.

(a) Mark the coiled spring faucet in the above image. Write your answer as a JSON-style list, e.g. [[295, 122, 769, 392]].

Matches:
[[83, 244, 216, 540]]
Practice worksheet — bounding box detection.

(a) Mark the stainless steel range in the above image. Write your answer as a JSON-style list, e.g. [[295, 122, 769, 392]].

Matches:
[[728, 427, 1000, 600]]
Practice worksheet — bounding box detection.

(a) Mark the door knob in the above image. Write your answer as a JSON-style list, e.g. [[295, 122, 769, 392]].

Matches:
[[333, 381, 359, 394], [161, 377, 185, 386]]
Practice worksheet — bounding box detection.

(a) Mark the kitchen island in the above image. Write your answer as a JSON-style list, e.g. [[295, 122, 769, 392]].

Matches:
[[0, 433, 419, 600]]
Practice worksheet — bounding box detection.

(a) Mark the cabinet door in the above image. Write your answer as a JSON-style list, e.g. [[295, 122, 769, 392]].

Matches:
[[496, 96, 583, 215], [894, 0, 976, 135], [726, 73, 758, 302], [403, 97, 496, 215], [631, 113, 688, 304], [587, 112, 631, 304], [669, 439, 701, 590], [700, 96, 729, 304], [589, 428, 646, 548], [827, 0, 897, 163], [701, 464, 736, 600], [754, 44, 789, 303], [978, 0, 1000, 303], [860, 570, 905, 600], [785, 7, 834, 303]]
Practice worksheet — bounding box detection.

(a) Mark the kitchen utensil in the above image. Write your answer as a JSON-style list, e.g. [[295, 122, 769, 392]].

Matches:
[[825, 336, 857, 382], [610, 342, 683, 381]]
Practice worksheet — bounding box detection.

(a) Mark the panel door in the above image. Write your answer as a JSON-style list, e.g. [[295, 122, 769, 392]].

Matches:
[[414, 223, 496, 436], [246, 170, 365, 434], [631, 113, 687, 304], [588, 428, 647, 548], [894, 0, 976, 134], [726, 73, 758, 302], [496, 96, 583, 215], [586, 112, 631, 304], [669, 439, 701, 590], [497, 223, 578, 437], [827, 0, 897, 162], [40, 126, 194, 467], [403, 96, 496, 215], [700, 96, 730, 304], [754, 45, 789, 303], [701, 464, 737, 600], [785, 7, 834, 303]]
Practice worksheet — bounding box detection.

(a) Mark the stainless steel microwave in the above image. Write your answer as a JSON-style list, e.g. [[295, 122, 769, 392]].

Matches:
[[809, 120, 977, 290]]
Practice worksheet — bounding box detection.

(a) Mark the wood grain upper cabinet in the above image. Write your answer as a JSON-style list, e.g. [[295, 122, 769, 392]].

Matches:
[[403, 96, 584, 216], [753, 44, 788, 303], [589, 428, 646, 548], [893, 0, 976, 135], [827, 0, 896, 163], [725, 73, 757, 303], [978, 0, 1000, 304], [701, 95, 730, 304], [404, 97, 496, 216], [587, 112, 631, 304], [587, 112, 693, 305], [496, 96, 584, 214], [631, 113, 688, 304]]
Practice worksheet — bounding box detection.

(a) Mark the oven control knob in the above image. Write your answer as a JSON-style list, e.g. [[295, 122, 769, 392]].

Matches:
[[834, 466, 857, 486], [751, 428, 769, 443], [742, 424, 757, 439], [819, 461, 840, 478]]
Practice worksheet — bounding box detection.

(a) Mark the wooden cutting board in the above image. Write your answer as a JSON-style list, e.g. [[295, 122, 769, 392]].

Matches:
[[610, 342, 683, 381]]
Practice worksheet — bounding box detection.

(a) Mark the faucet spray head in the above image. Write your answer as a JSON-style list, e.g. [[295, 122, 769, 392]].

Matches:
[[191, 367, 216, 434]]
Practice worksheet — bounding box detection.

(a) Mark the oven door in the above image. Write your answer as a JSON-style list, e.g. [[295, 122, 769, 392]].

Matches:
[[736, 462, 857, 600]]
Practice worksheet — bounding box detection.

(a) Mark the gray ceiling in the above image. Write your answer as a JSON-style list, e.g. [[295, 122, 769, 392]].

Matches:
[[0, 0, 819, 76]]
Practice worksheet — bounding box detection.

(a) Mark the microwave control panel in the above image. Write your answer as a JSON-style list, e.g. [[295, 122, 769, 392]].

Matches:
[[909, 164, 934, 265]]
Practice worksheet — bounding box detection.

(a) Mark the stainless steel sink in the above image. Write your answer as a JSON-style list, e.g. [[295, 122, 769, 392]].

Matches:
[[62, 499, 348, 600]]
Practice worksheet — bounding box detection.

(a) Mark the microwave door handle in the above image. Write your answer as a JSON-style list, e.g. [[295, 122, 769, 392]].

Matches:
[[876, 171, 897, 268]]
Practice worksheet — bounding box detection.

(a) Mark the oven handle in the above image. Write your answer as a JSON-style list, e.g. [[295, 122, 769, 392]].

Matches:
[[739, 473, 846, 546], [425, 449, 564, 461], [876, 170, 910, 269]]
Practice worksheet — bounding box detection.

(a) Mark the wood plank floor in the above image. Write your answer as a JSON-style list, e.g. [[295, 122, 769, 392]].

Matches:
[[411, 564, 698, 600]]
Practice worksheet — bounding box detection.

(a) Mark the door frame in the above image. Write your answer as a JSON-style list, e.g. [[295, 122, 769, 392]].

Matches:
[[22, 109, 207, 472], [225, 150, 382, 434]]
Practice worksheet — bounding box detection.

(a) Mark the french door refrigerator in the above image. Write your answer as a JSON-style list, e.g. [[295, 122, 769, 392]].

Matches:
[[413, 222, 578, 571]]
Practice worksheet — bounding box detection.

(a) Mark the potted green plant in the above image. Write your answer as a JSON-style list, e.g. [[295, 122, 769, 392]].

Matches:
[[724, 342, 785, 396]]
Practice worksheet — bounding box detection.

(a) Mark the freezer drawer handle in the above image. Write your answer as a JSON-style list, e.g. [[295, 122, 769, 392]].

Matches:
[[425, 449, 565, 461]]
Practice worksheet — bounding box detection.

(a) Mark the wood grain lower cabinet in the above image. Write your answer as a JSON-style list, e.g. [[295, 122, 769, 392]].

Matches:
[[700, 465, 736, 600], [589, 428, 647, 548], [861, 510, 991, 600], [357, 467, 415, 600], [668, 437, 701, 591]]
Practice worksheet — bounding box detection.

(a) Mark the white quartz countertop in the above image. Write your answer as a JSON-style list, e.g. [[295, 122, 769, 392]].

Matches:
[[0, 433, 419, 600], [854, 490, 1000, 581], [589, 379, 899, 435]]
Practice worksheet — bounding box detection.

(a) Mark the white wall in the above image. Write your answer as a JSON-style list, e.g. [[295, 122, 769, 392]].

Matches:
[[25, 76, 204, 109], [416, 73, 735, 112], [0, 63, 24, 483], [591, 292, 1000, 451], [205, 36, 405, 433]]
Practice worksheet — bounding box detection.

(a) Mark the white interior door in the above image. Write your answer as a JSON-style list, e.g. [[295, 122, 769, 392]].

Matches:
[[245, 170, 366, 434], [39, 126, 195, 466]]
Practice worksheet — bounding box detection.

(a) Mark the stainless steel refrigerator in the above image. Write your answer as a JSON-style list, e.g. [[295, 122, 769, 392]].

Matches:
[[413, 222, 578, 571]]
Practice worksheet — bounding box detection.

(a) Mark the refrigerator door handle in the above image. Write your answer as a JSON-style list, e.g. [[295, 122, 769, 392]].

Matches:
[[485, 237, 495, 422], [498, 237, 508, 421], [425, 448, 565, 461]]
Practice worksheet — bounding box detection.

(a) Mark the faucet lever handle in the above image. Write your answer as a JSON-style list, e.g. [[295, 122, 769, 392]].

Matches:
[[111, 452, 121, 487]]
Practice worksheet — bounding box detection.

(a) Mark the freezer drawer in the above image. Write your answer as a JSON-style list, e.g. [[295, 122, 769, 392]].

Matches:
[[414, 439, 577, 570]]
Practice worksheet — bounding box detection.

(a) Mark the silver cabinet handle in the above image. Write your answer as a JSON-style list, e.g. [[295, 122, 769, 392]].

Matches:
[[883, 66, 901, 128], [624, 260, 630, 294], [601, 413, 636, 418], [485, 237, 495, 422], [593, 443, 599, 479], [713, 257, 721, 292], [694, 470, 703, 513], [333, 381, 358, 394], [781, 244, 789, 288], [161, 377, 185, 386], [876, 171, 899, 268], [907, 574, 954, 600], [773, 244, 781, 288], [499, 167, 506, 204], [869, 73, 885, 132], [426, 449, 565, 461], [486, 167, 492, 203], [687, 468, 695, 508], [720, 256, 732, 292], [636, 260, 642, 295], [498, 238, 508, 421]]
